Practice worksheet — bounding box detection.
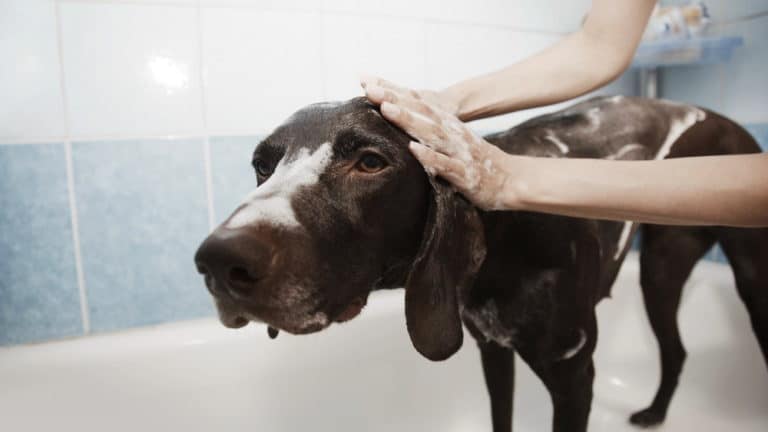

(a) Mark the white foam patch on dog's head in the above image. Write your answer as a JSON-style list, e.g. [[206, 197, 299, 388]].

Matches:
[[226, 143, 333, 229]]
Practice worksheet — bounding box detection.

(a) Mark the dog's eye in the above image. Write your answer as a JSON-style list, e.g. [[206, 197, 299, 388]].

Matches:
[[356, 153, 387, 173], [253, 159, 274, 179]]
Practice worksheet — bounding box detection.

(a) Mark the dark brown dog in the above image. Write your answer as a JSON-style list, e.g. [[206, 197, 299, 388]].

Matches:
[[194, 96, 768, 432]]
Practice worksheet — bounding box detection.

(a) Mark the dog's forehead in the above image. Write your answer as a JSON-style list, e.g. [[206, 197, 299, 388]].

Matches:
[[261, 98, 385, 155], [227, 99, 394, 231]]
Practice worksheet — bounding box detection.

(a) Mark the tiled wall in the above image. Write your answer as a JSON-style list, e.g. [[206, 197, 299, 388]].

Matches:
[[1, 0, 761, 346], [1, 0, 619, 346], [661, 0, 768, 125], [657, 0, 768, 262]]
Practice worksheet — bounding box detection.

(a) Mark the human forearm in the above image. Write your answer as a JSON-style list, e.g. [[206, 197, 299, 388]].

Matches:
[[443, 32, 625, 120], [441, 0, 656, 121], [507, 153, 768, 227]]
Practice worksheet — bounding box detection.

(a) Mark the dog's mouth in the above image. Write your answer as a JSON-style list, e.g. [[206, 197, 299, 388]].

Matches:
[[215, 294, 369, 339], [332, 295, 368, 323]]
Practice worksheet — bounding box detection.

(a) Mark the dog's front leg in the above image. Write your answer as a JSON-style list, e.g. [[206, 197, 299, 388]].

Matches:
[[479, 342, 515, 432], [518, 327, 596, 432], [544, 359, 595, 432]]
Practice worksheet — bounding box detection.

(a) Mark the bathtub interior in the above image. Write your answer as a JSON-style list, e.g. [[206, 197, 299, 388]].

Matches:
[[0, 253, 766, 432]]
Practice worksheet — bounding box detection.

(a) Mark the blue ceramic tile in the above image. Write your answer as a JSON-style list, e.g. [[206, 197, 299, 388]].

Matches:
[[721, 14, 768, 122], [72, 139, 214, 332], [209, 136, 262, 225], [0, 143, 82, 345], [744, 123, 768, 151], [661, 65, 723, 112], [711, 245, 728, 264]]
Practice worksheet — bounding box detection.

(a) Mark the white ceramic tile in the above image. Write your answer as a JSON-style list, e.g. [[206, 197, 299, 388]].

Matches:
[[322, 0, 431, 19], [0, 0, 66, 141], [425, 24, 557, 132], [518, 0, 591, 32], [323, 13, 426, 101], [423, 0, 590, 32], [200, 0, 318, 10], [202, 8, 325, 134], [66, 0, 196, 4], [59, 2, 203, 137], [425, 23, 557, 90]]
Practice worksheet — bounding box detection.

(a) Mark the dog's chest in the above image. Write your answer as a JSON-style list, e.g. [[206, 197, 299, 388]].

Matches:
[[461, 300, 516, 348]]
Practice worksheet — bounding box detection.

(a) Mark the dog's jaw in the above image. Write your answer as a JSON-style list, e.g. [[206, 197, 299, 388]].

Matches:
[[332, 294, 369, 323]]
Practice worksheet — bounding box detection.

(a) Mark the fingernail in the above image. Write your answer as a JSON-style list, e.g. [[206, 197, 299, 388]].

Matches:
[[381, 102, 400, 117], [359, 73, 375, 88], [409, 141, 423, 152]]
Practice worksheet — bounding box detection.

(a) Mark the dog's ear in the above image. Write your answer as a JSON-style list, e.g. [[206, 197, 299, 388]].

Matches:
[[404, 176, 486, 361]]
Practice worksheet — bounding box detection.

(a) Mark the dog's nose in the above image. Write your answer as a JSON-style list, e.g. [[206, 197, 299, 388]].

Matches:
[[194, 227, 272, 299]]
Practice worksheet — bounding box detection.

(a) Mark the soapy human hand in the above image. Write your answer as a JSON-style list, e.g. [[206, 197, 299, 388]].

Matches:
[[361, 75, 461, 117], [361, 76, 518, 211]]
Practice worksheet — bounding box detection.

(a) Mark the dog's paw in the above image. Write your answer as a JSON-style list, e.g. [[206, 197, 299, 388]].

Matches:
[[629, 408, 665, 428]]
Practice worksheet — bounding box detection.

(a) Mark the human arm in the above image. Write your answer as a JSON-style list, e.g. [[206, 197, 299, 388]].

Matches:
[[375, 96, 768, 228], [364, 0, 657, 120], [491, 151, 768, 227]]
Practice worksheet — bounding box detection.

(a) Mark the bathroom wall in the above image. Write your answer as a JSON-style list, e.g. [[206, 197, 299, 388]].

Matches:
[[661, 0, 768, 128], [662, 0, 768, 144], [3, 0, 760, 346], [656, 0, 768, 262]]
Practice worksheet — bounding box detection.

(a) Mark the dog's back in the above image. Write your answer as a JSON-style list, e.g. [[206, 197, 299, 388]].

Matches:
[[485, 96, 761, 159], [481, 96, 763, 299]]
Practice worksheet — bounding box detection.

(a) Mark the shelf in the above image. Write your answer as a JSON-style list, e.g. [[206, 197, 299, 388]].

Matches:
[[631, 36, 743, 69]]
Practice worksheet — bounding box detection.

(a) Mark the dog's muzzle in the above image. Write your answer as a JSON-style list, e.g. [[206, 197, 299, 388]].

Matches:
[[194, 226, 275, 323]]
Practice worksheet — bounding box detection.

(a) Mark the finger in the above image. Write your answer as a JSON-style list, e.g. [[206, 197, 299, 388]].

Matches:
[[409, 141, 468, 187], [381, 102, 452, 148], [365, 85, 441, 122], [359, 74, 378, 89], [360, 74, 413, 96]]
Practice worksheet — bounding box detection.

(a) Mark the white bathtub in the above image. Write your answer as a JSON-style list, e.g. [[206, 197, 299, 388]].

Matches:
[[1, 254, 766, 432]]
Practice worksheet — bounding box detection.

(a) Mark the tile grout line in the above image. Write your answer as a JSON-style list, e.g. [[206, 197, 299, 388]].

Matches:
[[203, 138, 215, 231], [54, 0, 91, 334], [196, 0, 216, 231]]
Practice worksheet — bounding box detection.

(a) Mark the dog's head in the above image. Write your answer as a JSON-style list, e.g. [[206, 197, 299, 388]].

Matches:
[[194, 98, 486, 360]]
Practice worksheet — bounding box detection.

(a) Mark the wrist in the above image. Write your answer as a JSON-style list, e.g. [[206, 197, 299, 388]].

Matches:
[[497, 155, 559, 212], [442, 75, 517, 122], [438, 85, 466, 119], [441, 79, 488, 121], [493, 152, 534, 211]]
